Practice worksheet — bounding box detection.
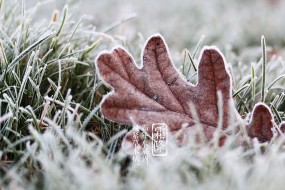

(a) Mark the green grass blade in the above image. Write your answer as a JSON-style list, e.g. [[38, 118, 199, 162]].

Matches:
[[233, 84, 250, 98], [7, 31, 53, 72], [267, 75, 285, 91], [102, 13, 137, 33], [193, 35, 205, 59], [261, 36, 267, 102], [270, 103, 282, 124], [251, 63, 256, 101], [56, 5, 68, 37]]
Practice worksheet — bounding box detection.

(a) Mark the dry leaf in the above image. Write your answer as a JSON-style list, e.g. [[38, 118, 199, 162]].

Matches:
[[96, 34, 278, 146], [247, 103, 275, 142], [96, 34, 232, 141]]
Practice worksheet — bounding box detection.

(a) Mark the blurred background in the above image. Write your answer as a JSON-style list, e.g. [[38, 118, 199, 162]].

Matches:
[[26, 0, 285, 52]]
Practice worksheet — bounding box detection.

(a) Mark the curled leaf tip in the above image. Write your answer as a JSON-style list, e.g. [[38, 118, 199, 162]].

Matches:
[[247, 103, 275, 142]]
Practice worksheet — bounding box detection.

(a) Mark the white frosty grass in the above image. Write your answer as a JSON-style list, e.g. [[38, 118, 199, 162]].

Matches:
[[2, 110, 285, 190]]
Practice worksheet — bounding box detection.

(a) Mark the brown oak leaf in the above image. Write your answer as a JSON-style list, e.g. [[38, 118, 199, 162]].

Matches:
[[96, 34, 279, 147], [247, 103, 275, 142], [96, 34, 232, 140]]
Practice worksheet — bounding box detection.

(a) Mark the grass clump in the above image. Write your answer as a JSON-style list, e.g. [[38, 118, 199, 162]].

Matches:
[[0, 0, 126, 166]]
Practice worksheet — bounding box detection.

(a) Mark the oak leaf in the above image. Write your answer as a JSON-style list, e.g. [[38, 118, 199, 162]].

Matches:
[[96, 34, 232, 141], [247, 103, 275, 142], [96, 34, 279, 146]]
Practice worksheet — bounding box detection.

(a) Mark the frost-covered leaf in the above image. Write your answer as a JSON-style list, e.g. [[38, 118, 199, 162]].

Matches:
[[247, 103, 275, 142], [96, 34, 232, 141]]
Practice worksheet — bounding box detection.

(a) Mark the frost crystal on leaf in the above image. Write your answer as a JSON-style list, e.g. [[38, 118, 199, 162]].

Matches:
[[247, 103, 275, 142], [96, 34, 277, 146]]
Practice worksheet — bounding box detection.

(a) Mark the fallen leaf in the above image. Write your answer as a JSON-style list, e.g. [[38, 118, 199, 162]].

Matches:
[[96, 34, 279, 147], [96, 34, 232, 141], [247, 103, 275, 142]]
